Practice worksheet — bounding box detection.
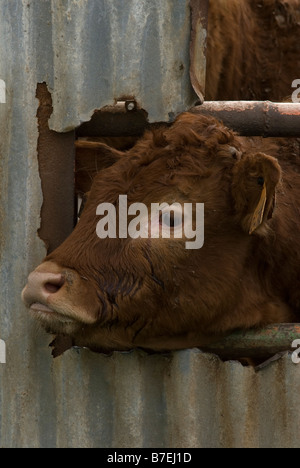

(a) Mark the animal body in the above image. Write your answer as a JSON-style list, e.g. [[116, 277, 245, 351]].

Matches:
[[22, 0, 300, 355], [205, 0, 300, 101], [22, 113, 300, 354]]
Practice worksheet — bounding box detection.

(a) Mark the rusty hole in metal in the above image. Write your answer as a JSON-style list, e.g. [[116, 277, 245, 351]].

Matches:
[[74, 102, 150, 202], [36, 82, 75, 254]]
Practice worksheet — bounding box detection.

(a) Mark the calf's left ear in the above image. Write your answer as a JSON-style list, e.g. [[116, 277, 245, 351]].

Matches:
[[231, 152, 281, 235]]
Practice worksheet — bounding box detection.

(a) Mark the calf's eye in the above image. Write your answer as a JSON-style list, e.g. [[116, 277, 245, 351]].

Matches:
[[257, 176, 265, 186], [160, 212, 182, 228]]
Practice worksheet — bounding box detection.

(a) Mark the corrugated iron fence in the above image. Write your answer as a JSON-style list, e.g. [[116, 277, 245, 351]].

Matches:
[[0, 0, 300, 448]]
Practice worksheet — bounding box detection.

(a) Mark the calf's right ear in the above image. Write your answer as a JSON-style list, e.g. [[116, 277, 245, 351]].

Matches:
[[231, 152, 281, 235]]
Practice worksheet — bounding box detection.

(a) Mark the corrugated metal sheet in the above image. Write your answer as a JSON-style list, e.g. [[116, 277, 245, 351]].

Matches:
[[4, 0, 202, 132], [1, 0, 300, 449], [2, 345, 300, 448]]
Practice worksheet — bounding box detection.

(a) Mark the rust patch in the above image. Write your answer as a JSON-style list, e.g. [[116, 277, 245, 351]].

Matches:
[[202, 323, 300, 361], [189, 0, 209, 103], [36, 83, 75, 253]]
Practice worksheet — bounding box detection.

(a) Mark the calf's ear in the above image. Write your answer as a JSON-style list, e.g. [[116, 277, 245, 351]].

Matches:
[[76, 141, 123, 169], [231, 152, 281, 235]]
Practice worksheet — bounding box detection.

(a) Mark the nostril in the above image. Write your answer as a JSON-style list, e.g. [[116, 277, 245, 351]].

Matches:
[[44, 276, 65, 294], [22, 270, 66, 308], [44, 283, 60, 293]]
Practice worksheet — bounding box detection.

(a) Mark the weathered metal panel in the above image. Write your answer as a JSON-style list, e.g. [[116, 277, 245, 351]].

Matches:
[[1, 0, 300, 449], [3, 347, 300, 448], [47, 0, 202, 130]]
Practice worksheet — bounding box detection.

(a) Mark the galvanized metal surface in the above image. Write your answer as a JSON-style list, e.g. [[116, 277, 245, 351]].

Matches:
[[32, 0, 203, 131], [1, 0, 300, 449], [2, 346, 300, 448]]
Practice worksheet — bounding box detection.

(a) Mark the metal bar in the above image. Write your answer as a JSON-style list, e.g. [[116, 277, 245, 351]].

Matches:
[[190, 101, 300, 137], [201, 324, 300, 360], [77, 101, 300, 138]]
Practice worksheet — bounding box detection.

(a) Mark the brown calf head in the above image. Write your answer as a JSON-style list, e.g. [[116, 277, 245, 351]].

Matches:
[[22, 113, 290, 354]]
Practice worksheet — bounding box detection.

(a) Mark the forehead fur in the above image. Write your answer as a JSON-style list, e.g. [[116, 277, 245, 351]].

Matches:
[[86, 113, 242, 208], [83, 113, 240, 217], [125, 113, 241, 169], [163, 112, 238, 149], [133, 113, 238, 153]]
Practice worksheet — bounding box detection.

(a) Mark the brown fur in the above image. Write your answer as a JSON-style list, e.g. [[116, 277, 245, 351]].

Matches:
[[22, 113, 300, 353], [206, 0, 300, 101]]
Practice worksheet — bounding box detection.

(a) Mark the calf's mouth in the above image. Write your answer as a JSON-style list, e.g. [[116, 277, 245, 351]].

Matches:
[[28, 302, 76, 325]]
